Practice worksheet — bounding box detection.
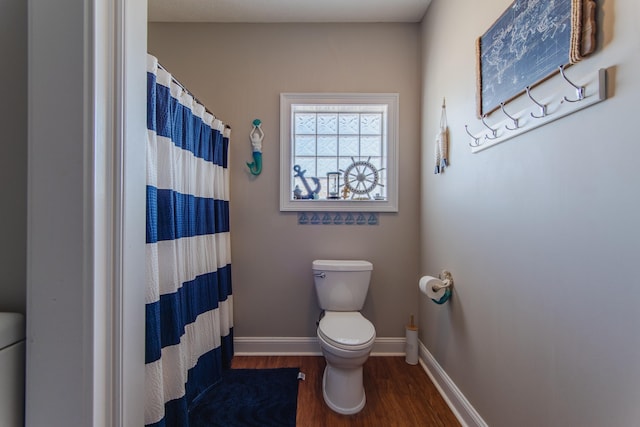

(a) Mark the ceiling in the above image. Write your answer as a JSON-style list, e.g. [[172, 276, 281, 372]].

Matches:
[[148, 0, 432, 23]]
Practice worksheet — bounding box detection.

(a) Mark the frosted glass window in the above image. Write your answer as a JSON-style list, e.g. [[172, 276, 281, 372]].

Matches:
[[317, 136, 338, 156], [295, 114, 316, 134], [361, 114, 382, 134], [295, 135, 316, 156], [339, 136, 359, 156], [317, 114, 338, 134], [317, 158, 338, 178], [338, 114, 360, 135], [360, 136, 382, 157], [280, 93, 398, 212]]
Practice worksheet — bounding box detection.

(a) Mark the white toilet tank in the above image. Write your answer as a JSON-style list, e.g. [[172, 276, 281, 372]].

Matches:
[[0, 313, 25, 427], [313, 260, 373, 311]]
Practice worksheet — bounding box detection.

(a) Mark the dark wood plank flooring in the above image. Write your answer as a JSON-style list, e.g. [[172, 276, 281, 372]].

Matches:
[[231, 356, 461, 427]]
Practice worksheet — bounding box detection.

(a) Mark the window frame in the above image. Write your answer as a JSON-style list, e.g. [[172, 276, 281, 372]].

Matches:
[[279, 93, 399, 212]]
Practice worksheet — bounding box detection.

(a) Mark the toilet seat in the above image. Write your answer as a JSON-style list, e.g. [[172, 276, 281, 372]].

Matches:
[[318, 312, 375, 351]]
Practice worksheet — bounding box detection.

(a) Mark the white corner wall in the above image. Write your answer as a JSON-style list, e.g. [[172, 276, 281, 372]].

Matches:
[[420, 0, 640, 426]]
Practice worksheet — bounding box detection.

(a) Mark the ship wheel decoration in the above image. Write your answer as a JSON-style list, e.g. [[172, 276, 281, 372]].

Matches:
[[342, 157, 384, 199]]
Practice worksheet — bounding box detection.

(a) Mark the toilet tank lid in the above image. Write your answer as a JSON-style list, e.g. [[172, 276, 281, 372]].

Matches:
[[0, 312, 25, 349], [312, 260, 373, 271]]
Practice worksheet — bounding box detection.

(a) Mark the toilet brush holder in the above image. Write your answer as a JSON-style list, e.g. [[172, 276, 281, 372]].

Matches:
[[405, 315, 418, 365]]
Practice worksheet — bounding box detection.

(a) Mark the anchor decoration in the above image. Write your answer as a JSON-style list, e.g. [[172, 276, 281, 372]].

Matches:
[[293, 165, 321, 199], [246, 119, 264, 176]]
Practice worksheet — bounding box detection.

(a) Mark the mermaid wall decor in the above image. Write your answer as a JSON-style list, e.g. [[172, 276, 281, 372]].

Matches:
[[246, 119, 264, 175]]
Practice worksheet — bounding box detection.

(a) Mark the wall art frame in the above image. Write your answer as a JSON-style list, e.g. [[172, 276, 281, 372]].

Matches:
[[476, 0, 596, 118]]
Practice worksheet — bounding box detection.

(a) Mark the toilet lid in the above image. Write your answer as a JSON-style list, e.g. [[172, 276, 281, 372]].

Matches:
[[318, 312, 375, 351]]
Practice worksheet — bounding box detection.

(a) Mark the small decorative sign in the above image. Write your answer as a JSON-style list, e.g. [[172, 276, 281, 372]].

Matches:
[[298, 212, 379, 226]]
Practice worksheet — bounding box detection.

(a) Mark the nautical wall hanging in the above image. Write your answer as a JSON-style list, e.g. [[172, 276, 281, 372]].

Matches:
[[434, 98, 448, 174], [246, 119, 264, 175]]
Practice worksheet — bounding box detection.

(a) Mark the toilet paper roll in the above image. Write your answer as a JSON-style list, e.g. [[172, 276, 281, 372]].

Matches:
[[419, 276, 452, 304]]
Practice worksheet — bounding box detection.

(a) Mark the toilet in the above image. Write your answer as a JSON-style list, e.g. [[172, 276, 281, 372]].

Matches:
[[313, 259, 376, 415]]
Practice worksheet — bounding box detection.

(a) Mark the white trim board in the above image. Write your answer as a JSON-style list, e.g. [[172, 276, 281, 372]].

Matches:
[[233, 336, 405, 356], [418, 341, 488, 427]]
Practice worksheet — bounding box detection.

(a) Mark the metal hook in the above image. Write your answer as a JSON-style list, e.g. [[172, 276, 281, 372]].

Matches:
[[500, 102, 520, 130], [464, 125, 481, 147], [525, 86, 547, 118], [559, 65, 585, 103], [481, 115, 498, 139]]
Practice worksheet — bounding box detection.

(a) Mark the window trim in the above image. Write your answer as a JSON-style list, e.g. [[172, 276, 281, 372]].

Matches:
[[280, 93, 399, 212]]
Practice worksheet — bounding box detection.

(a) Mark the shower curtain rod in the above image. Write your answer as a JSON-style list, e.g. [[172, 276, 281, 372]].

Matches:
[[157, 62, 230, 129]]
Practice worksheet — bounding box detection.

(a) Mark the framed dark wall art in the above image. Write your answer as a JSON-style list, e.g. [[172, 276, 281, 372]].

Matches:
[[476, 0, 596, 117]]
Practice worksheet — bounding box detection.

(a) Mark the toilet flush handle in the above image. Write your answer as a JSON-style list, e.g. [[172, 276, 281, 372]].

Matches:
[[314, 272, 326, 278]]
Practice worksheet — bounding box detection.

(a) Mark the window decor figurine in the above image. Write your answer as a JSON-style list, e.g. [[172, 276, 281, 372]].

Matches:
[[326, 172, 341, 199], [293, 165, 321, 199], [342, 157, 382, 200], [341, 186, 351, 200], [246, 119, 264, 175]]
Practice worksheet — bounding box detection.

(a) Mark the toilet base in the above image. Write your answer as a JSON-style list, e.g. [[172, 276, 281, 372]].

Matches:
[[322, 364, 366, 415]]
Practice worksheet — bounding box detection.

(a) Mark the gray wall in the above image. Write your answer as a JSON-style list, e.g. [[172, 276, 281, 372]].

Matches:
[[148, 23, 422, 339], [420, 0, 640, 426], [0, 0, 27, 314]]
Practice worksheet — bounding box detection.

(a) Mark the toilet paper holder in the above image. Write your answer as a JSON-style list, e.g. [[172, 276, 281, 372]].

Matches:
[[419, 270, 454, 305], [433, 270, 453, 291]]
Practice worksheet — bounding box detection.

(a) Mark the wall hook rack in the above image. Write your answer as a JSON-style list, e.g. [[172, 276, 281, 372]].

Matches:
[[465, 67, 607, 153]]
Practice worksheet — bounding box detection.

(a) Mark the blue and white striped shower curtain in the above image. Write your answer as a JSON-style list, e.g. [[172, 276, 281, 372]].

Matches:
[[145, 54, 234, 427]]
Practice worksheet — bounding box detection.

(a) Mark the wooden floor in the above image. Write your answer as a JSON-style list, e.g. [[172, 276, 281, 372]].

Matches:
[[231, 356, 461, 427]]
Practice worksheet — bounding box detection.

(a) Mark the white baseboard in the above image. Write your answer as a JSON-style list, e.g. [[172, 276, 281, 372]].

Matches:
[[233, 336, 406, 356], [418, 341, 488, 427], [234, 337, 321, 356], [370, 337, 405, 356]]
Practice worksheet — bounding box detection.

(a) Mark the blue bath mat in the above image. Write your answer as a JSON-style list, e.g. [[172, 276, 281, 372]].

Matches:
[[189, 368, 300, 427]]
